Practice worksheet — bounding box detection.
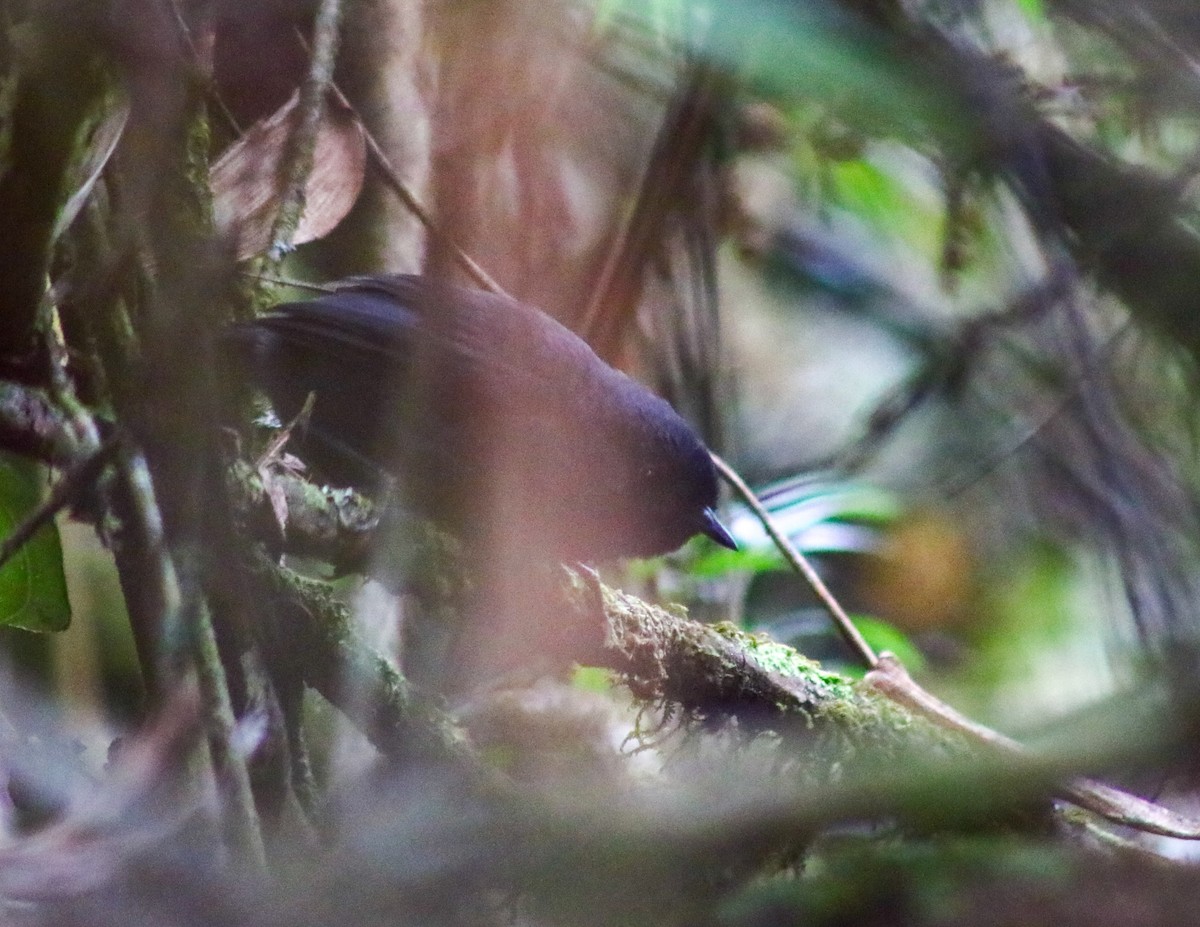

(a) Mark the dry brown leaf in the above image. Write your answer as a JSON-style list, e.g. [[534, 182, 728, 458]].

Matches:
[[212, 90, 366, 260]]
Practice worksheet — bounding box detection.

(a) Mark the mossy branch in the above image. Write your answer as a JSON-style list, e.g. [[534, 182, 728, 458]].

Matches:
[[252, 552, 474, 766], [573, 568, 973, 766]]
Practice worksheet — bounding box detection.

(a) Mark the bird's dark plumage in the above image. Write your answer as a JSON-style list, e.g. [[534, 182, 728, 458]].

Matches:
[[225, 274, 735, 561]]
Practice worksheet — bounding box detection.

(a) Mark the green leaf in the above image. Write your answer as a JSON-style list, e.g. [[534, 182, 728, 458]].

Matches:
[[688, 543, 786, 579], [851, 614, 925, 673], [571, 664, 614, 693], [0, 454, 71, 632], [828, 157, 942, 259]]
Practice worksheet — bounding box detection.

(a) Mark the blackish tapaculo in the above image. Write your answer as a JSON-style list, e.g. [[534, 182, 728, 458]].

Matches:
[[224, 274, 735, 562]]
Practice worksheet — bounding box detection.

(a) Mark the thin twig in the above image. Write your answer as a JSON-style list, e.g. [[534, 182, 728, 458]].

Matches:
[[187, 589, 269, 868], [238, 270, 334, 294], [254, 392, 315, 472], [37, 290, 104, 455], [111, 445, 184, 698], [709, 452, 878, 669], [167, 0, 241, 135], [866, 654, 1200, 839], [0, 434, 119, 572], [282, 683, 319, 819], [335, 88, 507, 296], [266, 0, 345, 264]]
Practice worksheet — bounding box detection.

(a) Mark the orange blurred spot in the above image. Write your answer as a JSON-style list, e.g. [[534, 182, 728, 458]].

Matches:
[[862, 509, 975, 633]]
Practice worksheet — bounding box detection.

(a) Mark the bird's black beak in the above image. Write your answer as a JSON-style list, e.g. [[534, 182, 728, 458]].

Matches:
[[701, 507, 738, 550]]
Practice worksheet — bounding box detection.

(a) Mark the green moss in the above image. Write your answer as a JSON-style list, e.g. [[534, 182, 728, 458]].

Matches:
[[578, 570, 976, 773]]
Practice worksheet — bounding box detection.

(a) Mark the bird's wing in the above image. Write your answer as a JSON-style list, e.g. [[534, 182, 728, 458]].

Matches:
[[253, 289, 417, 369]]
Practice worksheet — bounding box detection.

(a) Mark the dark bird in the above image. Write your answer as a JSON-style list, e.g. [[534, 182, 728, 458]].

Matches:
[[224, 274, 736, 563]]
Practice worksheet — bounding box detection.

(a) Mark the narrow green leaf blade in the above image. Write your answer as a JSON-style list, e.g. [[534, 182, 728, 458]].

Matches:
[[0, 454, 71, 632]]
